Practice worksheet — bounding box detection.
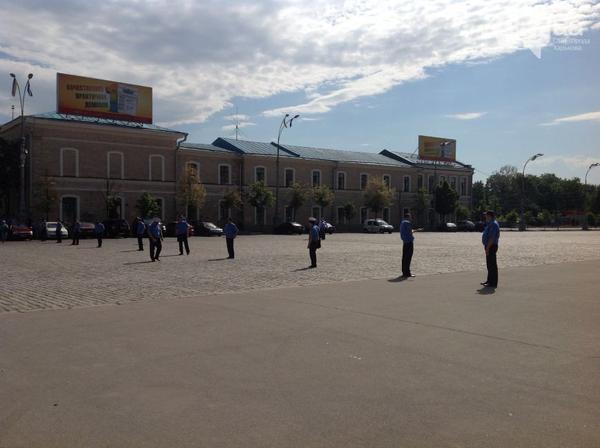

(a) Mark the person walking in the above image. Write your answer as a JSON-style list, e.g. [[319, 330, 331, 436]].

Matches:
[[95, 221, 105, 248], [307, 217, 321, 268], [0, 220, 8, 243], [176, 215, 190, 255], [223, 217, 238, 259], [481, 210, 500, 288], [400, 212, 415, 278], [148, 217, 163, 262], [71, 221, 81, 245], [55, 219, 63, 243], [135, 217, 146, 251]]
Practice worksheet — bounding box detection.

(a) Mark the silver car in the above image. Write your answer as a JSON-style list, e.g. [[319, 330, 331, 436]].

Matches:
[[44, 222, 69, 239], [363, 219, 394, 233]]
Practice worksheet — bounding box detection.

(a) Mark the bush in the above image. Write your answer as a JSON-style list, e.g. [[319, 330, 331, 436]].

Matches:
[[503, 210, 519, 227]]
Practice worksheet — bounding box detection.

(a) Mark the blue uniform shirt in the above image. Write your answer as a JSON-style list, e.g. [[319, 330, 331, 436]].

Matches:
[[95, 223, 105, 235], [136, 221, 146, 236], [400, 219, 414, 243], [148, 222, 162, 239], [176, 220, 188, 236], [224, 222, 238, 239], [310, 225, 320, 242], [482, 220, 500, 246]]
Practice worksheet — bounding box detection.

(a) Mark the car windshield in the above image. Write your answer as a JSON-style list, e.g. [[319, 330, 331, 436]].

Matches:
[[47, 223, 57, 229], [376, 220, 389, 225], [205, 223, 217, 228]]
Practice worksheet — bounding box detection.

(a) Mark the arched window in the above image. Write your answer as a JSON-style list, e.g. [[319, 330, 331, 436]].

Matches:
[[186, 161, 200, 180], [312, 169, 321, 187], [149, 155, 165, 181], [254, 166, 266, 184], [60, 195, 80, 223], [60, 148, 79, 177], [107, 151, 124, 179]]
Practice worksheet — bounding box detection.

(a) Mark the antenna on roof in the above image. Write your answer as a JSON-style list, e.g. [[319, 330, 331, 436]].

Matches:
[[411, 146, 418, 156], [235, 105, 239, 141]]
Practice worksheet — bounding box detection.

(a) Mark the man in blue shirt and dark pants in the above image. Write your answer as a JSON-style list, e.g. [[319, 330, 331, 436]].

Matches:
[[223, 217, 238, 259], [148, 217, 163, 262], [307, 217, 321, 268], [135, 217, 146, 251], [176, 216, 190, 255], [481, 210, 500, 288], [95, 221, 105, 248], [400, 212, 415, 278]]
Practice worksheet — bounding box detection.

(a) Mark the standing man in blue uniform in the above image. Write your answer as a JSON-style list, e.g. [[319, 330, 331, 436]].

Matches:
[[176, 215, 190, 255], [95, 221, 105, 248], [223, 217, 238, 259], [307, 217, 321, 268], [71, 221, 81, 245], [481, 210, 500, 288], [148, 217, 163, 262], [136, 217, 146, 251], [55, 219, 63, 243], [400, 212, 415, 278]]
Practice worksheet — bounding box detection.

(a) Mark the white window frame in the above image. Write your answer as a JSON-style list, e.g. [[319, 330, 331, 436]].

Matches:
[[60, 147, 79, 177], [284, 168, 295, 187], [254, 206, 267, 225], [460, 176, 467, 196], [383, 174, 391, 189], [218, 200, 231, 221], [337, 206, 346, 224], [284, 205, 294, 222], [254, 166, 267, 184], [219, 163, 232, 185], [336, 171, 346, 190], [59, 194, 80, 222], [403, 175, 411, 193], [360, 207, 368, 223], [450, 176, 457, 191], [360, 173, 369, 190], [383, 207, 390, 222], [149, 154, 165, 181], [311, 205, 321, 220], [428, 174, 435, 193], [107, 151, 125, 180], [417, 174, 424, 190], [154, 197, 165, 220], [311, 169, 322, 187]]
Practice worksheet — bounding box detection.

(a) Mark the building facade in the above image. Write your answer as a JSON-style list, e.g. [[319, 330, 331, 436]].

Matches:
[[0, 113, 474, 230]]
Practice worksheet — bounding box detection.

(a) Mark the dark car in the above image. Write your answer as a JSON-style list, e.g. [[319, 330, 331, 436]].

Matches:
[[165, 221, 194, 237], [457, 220, 475, 232], [438, 222, 457, 232], [103, 219, 131, 238], [274, 221, 304, 235], [8, 223, 33, 240], [79, 221, 96, 238], [193, 221, 223, 237], [474, 221, 486, 232]]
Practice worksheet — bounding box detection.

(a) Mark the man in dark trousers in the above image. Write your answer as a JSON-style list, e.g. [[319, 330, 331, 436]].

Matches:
[[71, 221, 81, 245], [400, 212, 415, 278], [148, 217, 163, 262], [307, 217, 321, 268], [136, 217, 146, 251], [223, 217, 238, 259], [481, 210, 500, 288], [56, 219, 63, 243], [176, 215, 190, 255], [95, 221, 105, 248]]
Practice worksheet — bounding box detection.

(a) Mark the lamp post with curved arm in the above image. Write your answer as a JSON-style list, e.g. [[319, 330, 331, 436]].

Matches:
[[10, 73, 34, 220], [273, 113, 299, 226], [582, 162, 599, 230], [519, 153, 543, 231]]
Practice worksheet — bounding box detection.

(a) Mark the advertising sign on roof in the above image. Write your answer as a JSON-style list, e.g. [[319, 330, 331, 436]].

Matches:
[[56, 73, 152, 123], [418, 135, 456, 162]]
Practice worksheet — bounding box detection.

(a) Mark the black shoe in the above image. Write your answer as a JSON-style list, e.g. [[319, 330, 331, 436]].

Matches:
[[151, 258, 155, 262], [480, 282, 489, 286], [156, 257, 160, 261], [186, 252, 190, 255], [309, 265, 317, 268]]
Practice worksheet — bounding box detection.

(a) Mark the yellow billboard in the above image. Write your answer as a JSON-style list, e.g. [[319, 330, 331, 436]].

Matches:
[[57, 73, 153, 123], [418, 135, 456, 162]]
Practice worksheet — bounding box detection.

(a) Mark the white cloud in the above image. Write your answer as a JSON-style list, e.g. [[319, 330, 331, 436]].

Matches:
[[533, 154, 600, 170], [540, 111, 600, 126], [221, 122, 256, 132], [223, 114, 251, 122], [0, 0, 598, 125], [446, 112, 487, 120]]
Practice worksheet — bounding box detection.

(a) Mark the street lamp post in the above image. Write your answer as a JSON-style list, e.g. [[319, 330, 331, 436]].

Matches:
[[10, 73, 34, 221], [273, 113, 299, 225], [519, 153, 543, 231], [582, 162, 599, 230]]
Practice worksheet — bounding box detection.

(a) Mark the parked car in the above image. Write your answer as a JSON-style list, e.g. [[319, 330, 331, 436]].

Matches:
[[43, 222, 69, 239], [363, 219, 394, 233], [457, 220, 475, 232], [274, 221, 304, 235], [8, 223, 33, 240], [103, 219, 131, 238], [320, 221, 335, 235], [165, 221, 194, 237], [193, 221, 223, 237], [78, 221, 96, 238], [438, 222, 457, 232], [474, 221, 486, 232]]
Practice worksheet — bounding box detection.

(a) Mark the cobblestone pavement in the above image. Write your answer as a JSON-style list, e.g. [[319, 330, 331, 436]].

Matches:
[[1, 231, 599, 313]]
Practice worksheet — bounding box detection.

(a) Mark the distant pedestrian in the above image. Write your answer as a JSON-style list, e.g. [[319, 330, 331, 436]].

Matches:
[[400, 212, 415, 278], [95, 221, 105, 248], [136, 217, 146, 251], [71, 221, 81, 245], [176, 215, 190, 255], [223, 217, 238, 259], [319, 218, 326, 240], [148, 217, 163, 262], [307, 217, 321, 268], [481, 210, 500, 288], [0, 220, 8, 243], [56, 219, 63, 243]]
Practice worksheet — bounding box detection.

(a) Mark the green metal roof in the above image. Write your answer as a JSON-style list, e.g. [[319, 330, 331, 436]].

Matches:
[[380, 149, 471, 169], [281, 143, 411, 167], [212, 137, 296, 156], [180, 142, 237, 153]]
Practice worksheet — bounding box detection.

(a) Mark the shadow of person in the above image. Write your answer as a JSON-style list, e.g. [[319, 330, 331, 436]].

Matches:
[[123, 260, 154, 265], [208, 257, 230, 262], [388, 276, 407, 283], [477, 287, 496, 295], [292, 267, 313, 272]]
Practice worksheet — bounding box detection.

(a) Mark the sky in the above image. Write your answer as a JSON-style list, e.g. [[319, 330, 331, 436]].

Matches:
[[1, 0, 600, 184]]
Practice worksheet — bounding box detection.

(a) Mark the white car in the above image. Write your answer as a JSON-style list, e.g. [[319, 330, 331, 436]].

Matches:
[[44, 222, 69, 239], [363, 219, 394, 233]]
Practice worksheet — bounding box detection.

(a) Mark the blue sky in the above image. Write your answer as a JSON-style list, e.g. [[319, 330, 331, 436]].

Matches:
[[1, 0, 599, 183]]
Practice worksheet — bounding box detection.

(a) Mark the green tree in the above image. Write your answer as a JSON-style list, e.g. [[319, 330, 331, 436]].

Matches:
[[471, 180, 487, 218], [0, 138, 20, 217], [289, 183, 309, 220], [33, 170, 57, 221], [415, 187, 428, 226], [343, 202, 357, 222], [246, 181, 274, 227], [178, 165, 206, 217], [223, 190, 243, 210], [455, 203, 470, 221], [503, 210, 519, 227], [312, 185, 334, 215], [363, 178, 394, 217], [136, 192, 160, 218], [434, 181, 458, 222]]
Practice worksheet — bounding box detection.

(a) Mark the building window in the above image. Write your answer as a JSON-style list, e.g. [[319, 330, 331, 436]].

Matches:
[[439, 175, 446, 185], [450, 176, 457, 191], [417, 174, 423, 190], [403, 208, 410, 217], [284, 168, 295, 187], [337, 172, 346, 190], [60, 195, 79, 223], [219, 164, 231, 185], [186, 162, 200, 180], [337, 207, 345, 224], [360, 173, 368, 190], [149, 155, 165, 181], [60, 148, 79, 177], [360, 207, 368, 223], [383, 175, 391, 189], [255, 207, 266, 225], [383, 207, 390, 222], [219, 200, 230, 221], [284, 206, 294, 222], [155, 197, 164, 219], [403, 175, 411, 193], [312, 170, 321, 187], [460, 177, 467, 196], [107, 151, 124, 179], [428, 175, 435, 193], [311, 206, 321, 221], [255, 166, 266, 184]]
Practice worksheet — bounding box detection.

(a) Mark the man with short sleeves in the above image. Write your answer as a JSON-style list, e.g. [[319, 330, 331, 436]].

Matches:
[[136, 217, 146, 251], [400, 212, 415, 278], [307, 217, 320, 268], [176, 216, 190, 255], [223, 217, 238, 259], [481, 210, 500, 288], [148, 217, 163, 262], [95, 221, 105, 248]]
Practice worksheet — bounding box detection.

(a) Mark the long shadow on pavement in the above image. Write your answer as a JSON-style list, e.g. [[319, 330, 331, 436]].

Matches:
[[388, 276, 408, 282], [123, 261, 154, 265], [477, 287, 496, 295]]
